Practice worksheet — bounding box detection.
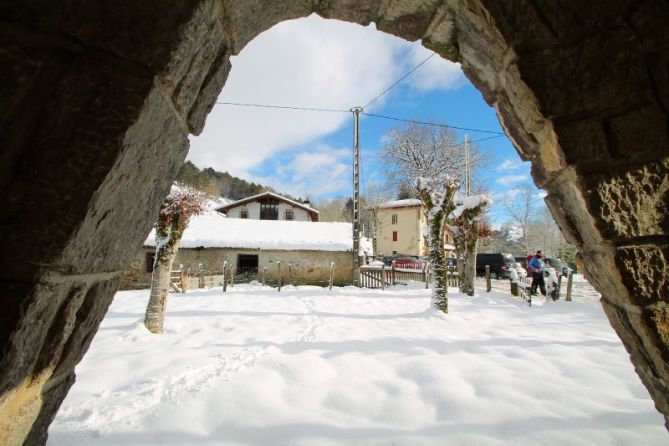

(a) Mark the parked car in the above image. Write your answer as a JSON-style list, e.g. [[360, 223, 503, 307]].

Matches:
[[545, 257, 569, 277], [475, 253, 516, 279], [447, 258, 458, 269], [383, 254, 422, 268]]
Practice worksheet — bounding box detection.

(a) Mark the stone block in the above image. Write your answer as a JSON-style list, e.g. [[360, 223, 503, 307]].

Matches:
[[321, 0, 384, 26], [377, 0, 441, 42], [583, 158, 669, 240], [516, 29, 652, 119], [187, 48, 232, 135], [553, 117, 611, 166], [606, 104, 669, 161], [615, 245, 669, 305], [221, 0, 312, 53], [0, 51, 187, 276]]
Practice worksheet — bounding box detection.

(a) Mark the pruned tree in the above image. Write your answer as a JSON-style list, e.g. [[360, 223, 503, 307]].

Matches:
[[453, 194, 493, 295], [381, 121, 472, 312], [145, 185, 207, 334]]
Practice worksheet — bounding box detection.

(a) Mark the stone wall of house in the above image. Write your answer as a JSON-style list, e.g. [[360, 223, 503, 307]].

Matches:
[[120, 247, 354, 289]]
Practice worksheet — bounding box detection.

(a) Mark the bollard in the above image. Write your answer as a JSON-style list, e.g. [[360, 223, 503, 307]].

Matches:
[[381, 265, 386, 290], [229, 265, 234, 287], [288, 262, 293, 286], [557, 273, 563, 300], [565, 272, 574, 301], [263, 266, 267, 287], [277, 261, 282, 292], [198, 263, 204, 289], [424, 263, 429, 289], [391, 260, 396, 285], [329, 262, 334, 290], [222, 261, 228, 293], [485, 265, 491, 292]]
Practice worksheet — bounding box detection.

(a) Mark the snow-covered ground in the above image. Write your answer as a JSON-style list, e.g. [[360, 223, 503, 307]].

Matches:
[[49, 280, 666, 445]]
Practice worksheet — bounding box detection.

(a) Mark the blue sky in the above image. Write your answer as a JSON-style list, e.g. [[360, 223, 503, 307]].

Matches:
[[187, 15, 544, 225]]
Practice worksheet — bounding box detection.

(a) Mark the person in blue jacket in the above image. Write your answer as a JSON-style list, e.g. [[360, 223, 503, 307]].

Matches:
[[529, 250, 546, 296]]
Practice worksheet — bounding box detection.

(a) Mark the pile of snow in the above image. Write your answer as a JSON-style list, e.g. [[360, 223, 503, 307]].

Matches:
[[144, 212, 355, 252], [49, 285, 666, 445], [379, 198, 422, 208]]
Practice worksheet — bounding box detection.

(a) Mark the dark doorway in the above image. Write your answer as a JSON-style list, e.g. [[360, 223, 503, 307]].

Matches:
[[237, 254, 259, 274]]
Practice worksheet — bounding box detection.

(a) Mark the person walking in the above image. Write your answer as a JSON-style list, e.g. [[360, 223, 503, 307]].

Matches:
[[529, 250, 546, 296]]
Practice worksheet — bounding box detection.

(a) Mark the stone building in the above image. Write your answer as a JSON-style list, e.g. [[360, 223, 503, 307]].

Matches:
[[376, 199, 456, 258], [121, 213, 355, 289], [216, 191, 319, 221]]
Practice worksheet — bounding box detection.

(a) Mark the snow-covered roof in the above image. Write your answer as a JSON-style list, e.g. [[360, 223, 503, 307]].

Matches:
[[215, 191, 319, 221], [144, 212, 357, 252], [379, 199, 423, 209]]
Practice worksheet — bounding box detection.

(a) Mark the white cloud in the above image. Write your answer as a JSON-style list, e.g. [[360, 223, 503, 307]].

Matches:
[[497, 159, 522, 172], [249, 145, 351, 199], [535, 191, 548, 199], [496, 174, 528, 186], [186, 14, 464, 181], [405, 45, 465, 93]]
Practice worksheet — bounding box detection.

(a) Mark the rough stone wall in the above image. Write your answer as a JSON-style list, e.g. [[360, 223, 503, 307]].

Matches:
[[1, 0, 668, 443], [121, 247, 353, 289]]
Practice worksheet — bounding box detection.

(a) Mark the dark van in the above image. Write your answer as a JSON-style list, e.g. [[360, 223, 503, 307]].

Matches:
[[476, 253, 516, 279]]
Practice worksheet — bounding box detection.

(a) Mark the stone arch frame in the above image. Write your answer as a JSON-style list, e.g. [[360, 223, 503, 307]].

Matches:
[[0, 1, 667, 443]]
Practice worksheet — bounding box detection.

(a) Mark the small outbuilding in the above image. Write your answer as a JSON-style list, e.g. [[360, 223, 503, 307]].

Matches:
[[121, 212, 366, 289]]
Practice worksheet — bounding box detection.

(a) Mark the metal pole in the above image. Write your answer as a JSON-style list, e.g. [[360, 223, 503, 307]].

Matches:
[[464, 134, 471, 196], [351, 106, 362, 286]]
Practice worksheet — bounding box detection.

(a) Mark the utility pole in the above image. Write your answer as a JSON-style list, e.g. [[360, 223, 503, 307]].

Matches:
[[464, 134, 471, 196], [351, 106, 362, 286]]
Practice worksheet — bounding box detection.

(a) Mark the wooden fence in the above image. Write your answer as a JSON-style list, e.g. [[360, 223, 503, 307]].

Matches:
[[359, 261, 459, 289]]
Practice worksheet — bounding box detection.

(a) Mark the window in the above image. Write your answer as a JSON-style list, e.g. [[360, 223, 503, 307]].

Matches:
[[285, 209, 294, 220], [392, 231, 398, 242], [237, 254, 259, 274], [145, 252, 156, 273], [240, 208, 248, 219], [391, 214, 398, 224], [260, 198, 279, 220]]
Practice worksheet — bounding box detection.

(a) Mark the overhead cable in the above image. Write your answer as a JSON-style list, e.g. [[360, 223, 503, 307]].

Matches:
[[361, 112, 505, 135], [215, 101, 349, 113], [363, 52, 437, 108]]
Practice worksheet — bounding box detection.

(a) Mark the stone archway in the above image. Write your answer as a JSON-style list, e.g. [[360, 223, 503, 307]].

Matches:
[[1, 1, 667, 444]]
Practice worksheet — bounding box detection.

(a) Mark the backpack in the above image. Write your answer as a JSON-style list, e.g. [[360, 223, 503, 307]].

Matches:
[[526, 255, 534, 273]]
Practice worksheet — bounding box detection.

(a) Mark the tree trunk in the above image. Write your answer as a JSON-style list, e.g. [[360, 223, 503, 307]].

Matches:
[[460, 238, 478, 296], [144, 245, 177, 334], [428, 212, 448, 312]]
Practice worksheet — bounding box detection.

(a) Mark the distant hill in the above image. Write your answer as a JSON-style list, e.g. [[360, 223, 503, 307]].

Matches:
[[177, 161, 306, 203]]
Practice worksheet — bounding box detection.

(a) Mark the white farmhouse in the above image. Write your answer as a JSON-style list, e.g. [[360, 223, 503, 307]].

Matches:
[[216, 191, 319, 222]]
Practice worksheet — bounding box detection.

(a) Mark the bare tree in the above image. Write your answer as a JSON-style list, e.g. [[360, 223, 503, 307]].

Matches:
[[499, 183, 537, 252], [145, 185, 206, 334], [381, 121, 468, 312]]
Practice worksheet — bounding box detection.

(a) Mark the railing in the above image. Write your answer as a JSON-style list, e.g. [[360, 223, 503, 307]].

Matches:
[[359, 261, 459, 289]]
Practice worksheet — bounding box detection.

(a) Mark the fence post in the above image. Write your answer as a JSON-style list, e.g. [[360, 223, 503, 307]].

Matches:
[[263, 266, 267, 287], [557, 273, 563, 300], [180, 270, 186, 293], [227, 264, 233, 287], [222, 261, 228, 293], [277, 261, 282, 292], [565, 272, 574, 301], [288, 262, 293, 286], [391, 260, 396, 285], [424, 263, 429, 289], [485, 265, 491, 292], [329, 262, 334, 290], [381, 265, 386, 290], [198, 263, 204, 288]]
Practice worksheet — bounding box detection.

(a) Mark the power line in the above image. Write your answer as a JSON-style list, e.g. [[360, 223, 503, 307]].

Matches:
[[363, 52, 436, 108], [361, 112, 505, 135], [215, 101, 349, 113]]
